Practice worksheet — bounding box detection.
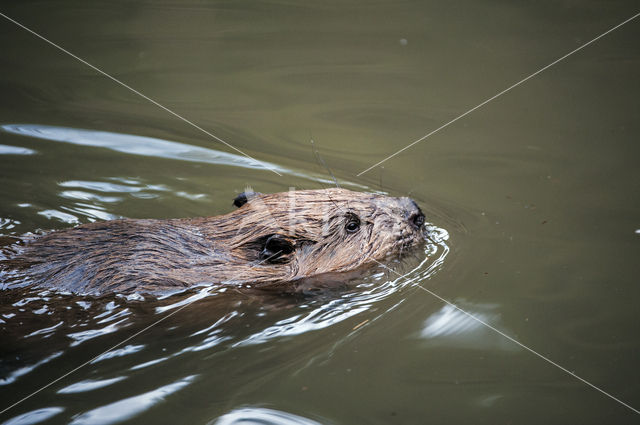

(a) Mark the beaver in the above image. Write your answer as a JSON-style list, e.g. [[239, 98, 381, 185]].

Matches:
[[0, 188, 427, 295]]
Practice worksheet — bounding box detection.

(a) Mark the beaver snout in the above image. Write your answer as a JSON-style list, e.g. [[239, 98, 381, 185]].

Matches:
[[410, 211, 425, 228], [397, 197, 426, 230]]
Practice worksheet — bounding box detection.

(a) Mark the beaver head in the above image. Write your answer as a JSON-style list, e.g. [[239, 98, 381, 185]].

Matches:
[[221, 188, 426, 283]]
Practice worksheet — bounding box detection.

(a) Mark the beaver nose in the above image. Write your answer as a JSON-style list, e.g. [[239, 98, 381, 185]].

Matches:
[[403, 199, 425, 229], [409, 211, 425, 228]]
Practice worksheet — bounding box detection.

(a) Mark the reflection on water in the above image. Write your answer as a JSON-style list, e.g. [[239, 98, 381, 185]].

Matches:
[[0, 124, 359, 190], [0, 145, 35, 156], [0, 407, 64, 425], [68, 375, 196, 425], [57, 377, 127, 394], [1, 124, 285, 172], [0, 351, 63, 387], [419, 301, 519, 351], [0, 0, 638, 421], [0, 219, 21, 232], [90, 345, 144, 364], [212, 407, 323, 425]]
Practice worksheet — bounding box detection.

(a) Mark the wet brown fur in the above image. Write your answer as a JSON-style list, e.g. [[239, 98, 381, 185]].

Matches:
[[1, 189, 426, 295]]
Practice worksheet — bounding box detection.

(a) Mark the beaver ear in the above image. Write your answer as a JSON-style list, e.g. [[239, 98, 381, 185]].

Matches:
[[259, 234, 294, 264], [232, 191, 262, 208]]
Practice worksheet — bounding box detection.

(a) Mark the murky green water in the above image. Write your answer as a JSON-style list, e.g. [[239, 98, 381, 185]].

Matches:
[[1, 1, 639, 424]]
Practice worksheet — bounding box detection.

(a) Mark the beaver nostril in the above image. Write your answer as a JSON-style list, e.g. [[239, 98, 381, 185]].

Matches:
[[410, 212, 425, 228]]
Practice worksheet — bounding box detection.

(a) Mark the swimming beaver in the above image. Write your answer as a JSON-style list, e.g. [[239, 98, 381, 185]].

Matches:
[[1, 188, 426, 295]]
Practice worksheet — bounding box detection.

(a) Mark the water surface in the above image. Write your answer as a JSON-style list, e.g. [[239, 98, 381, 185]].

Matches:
[[1, 1, 639, 424]]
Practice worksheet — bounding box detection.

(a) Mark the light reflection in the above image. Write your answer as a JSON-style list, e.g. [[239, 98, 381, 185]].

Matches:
[[0, 144, 35, 155], [36, 209, 78, 224], [57, 376, 127, 394], [96, 308, 131, 325], [67, 318, 130, 347], [234, 304, 370, 347], [24, 321, 63, 338], [211, 407, 323, 425], [1, 124, 284, 171], [155, 286, 216, 313], [89, 344, 145, 364], [58, 180, 168, 194], [0, 407, 64, 425], [190, 311, 239, 337], [0, 218, 21, 231], [0, 351, 63, 386], [62, 206, 120, 221], [68, 375, 197, 425], [59, 191, 122, 203], [129, 357, 169, 371], [419, 302, 519, 351], [0, 124, 368, 189], [176, 335, 231, 354], [475, 393, 504, 407]]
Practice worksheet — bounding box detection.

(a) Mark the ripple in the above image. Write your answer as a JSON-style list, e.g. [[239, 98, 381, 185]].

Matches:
[[233, 230, 449, 347], [59, 190, 123, 203], [1, 124, 285, 172], [0, 124, 368, 189], [211, 407, 323, 425], [0, 351, 63, 386], [418, 301, 519, 351], [24, 321, 63, 338], [58, 179, 168, 194], [36, 209, 79, 224], [57, 376, 128, 394], [0, 407, 64, 425], [0, 144, 36, 155], [67, 318, 130, 347], [0, 218, 22, 232], [90, 344, 145, 364], [155, 286, 217, 313], [129, 357, 169, 371], [69, 375, 197, 425]]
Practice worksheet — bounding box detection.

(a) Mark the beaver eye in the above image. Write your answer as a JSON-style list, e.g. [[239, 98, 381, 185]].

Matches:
[[345, 217, 360, 233]]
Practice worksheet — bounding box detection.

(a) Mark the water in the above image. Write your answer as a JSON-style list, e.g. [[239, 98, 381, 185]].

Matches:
[[1, 1, 639, 424]]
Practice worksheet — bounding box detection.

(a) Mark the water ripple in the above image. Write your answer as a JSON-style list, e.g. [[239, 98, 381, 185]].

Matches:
[[0, 351, 63, 386], [211, 407, 323, 425], [1, 124, 285, 172], [68, 375, 197, 425], [419, 301, 518, 351], [57, 376, 128, 394], [0, 407, 64, 425], [67, 318, 130, 347], [90, 344, 145, 364], [0, 124, 369, 189], [0, 145, 36, 155], [234, 230, 449, 347]]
